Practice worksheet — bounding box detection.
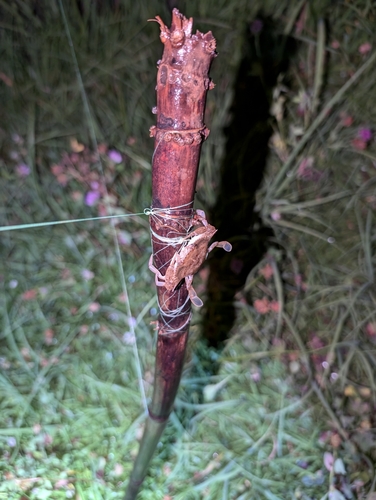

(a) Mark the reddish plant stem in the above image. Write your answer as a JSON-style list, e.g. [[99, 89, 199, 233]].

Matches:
[[124, 9, 216, 499]]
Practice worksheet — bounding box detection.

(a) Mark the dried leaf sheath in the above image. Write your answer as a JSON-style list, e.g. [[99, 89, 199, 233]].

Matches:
[[124, 9, 216, 500]]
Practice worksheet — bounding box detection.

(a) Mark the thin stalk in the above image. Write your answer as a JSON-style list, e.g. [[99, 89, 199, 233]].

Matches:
[[124, 9, 217, 499]]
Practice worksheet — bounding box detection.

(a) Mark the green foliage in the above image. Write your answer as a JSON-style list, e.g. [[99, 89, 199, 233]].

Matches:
[[0, 0, 376, 498]]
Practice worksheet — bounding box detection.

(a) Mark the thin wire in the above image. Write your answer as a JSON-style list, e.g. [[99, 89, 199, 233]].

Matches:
[[57, 0, 149, 412], [148, 206, 198, 334], [145, 201, 194, 216], [1, 202, 196, 233], [157, 293, 192, 334], [0, 212, 146, 232]]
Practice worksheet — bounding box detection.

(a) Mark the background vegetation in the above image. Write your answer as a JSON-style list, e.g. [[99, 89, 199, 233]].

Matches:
[[0, 0, 375, 498]]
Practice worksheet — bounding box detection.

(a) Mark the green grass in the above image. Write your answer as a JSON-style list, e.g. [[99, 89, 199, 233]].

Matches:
[[1, 0, 376, 498]]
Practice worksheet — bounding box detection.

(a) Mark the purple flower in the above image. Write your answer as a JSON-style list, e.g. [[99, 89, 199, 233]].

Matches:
[[296, 460, 309, 470], [85, 190, 100, 206], [250, 19, 263, 35], [12, 134, 22, 144], [108, 149, 123, 164], [81, 269, 94, 280], [323, 451, 334, 471], [358, 127, 372, 142], [122, 331, 135, 345], [16, 164, 30, 177], [128, 317, 137, 328], [118, 230, 132, 246], [7, 437, 17, 447], [9, 279, 18, 289]]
